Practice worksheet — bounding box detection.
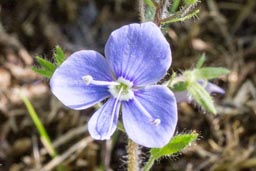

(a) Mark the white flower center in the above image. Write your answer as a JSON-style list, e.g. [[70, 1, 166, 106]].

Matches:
[[82, 75, 134, 101], [108, 77, 134, 101]]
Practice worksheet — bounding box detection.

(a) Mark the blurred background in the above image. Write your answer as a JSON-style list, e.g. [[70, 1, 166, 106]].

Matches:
[[0, 0, 256, 171]]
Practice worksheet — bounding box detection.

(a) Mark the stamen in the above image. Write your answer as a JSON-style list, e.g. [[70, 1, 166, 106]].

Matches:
[[82, 75, 119, 86], [151, 119, 161, 126], [107, 88, 123, 134], [82, 75, 93, 85], [133, 98, 161, 126], [108, 77, 134, 101]]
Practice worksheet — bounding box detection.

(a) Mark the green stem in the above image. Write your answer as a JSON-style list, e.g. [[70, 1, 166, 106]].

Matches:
[[161, 9, 200, 24], [143, 156, 155, 171], [127, 139, 139, 171], [20, 94, 57, 157]]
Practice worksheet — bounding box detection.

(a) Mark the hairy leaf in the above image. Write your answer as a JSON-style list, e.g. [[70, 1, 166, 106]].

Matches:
[[150, 132, 198, 159], [187, 81, 216, 114]]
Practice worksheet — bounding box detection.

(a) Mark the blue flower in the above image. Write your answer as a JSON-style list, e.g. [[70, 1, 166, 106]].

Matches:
[[50, 22, 177, 148]]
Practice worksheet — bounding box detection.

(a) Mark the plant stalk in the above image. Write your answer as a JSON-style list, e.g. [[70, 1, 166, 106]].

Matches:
[[138, 0, 145, 22], [143, 156, 155, 171], [127, 139, 140, 171]]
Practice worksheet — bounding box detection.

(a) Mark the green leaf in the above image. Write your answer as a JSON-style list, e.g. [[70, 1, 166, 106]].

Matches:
[[35, 56, 56, 72], [144, 0, 155, 7], [20, 94, 57, 157], [172, 81, 188, 92], [171, 0, 181, 13], [184, 0, 198, 5], [187, 81, 216, 114], [54, 45, 66, 66], [196, 53, 206, 69], [161, 9, 200, 24], [150, 132, 198, 159], [32, 67, 53, 78], [145, 6, 156, 21], [193, 67, 230, 80], [32, 46, 66, 78]]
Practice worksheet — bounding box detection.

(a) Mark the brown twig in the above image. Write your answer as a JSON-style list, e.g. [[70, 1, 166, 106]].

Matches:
[[154, 0, 168, 26], [39, 137, 93, 171], [138, 0, 145, 22]]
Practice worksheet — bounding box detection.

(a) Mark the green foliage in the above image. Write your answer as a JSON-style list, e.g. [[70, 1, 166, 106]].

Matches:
[[162, 9, 200, 24], [170, 0, 181, 13], [144, 0, 155, 7], [144, 133, 198, 171], [172, 81, 188, 92], [184, 0, 198, 5], [32, 45, 66, 78], [193, 67, 230, 80], [187, 81, 216, 114], [196, 53, 206, 68], [169, 54, 229, 114], [145, 5, 156, 22], [150, 132, 198, 159], [54, 45, 66, 66], [32, 67, 54, 78], [20, 94, 57, 157]]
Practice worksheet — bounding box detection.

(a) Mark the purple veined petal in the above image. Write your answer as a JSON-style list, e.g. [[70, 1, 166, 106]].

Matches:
[[174, 81, 225, 103], [105, 22, 171, 86], [88, 98, 120, 140], [50, 50, 113, 110], [204, 82, 225, 94], [174, 91, 192, 103], [122, 85, 177, 148]]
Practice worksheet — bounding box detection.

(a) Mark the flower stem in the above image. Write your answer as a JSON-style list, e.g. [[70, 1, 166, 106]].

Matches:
[[154, 0, 168, 26], [143, 156, 155, 171], [127, 139, 140, 171], [138, 0, 145, 22]]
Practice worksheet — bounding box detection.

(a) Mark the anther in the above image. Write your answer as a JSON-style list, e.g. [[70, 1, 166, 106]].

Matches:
[[82, 75, 93, 85], [151, 119, 161, 126], [133, 98, 161, 126]]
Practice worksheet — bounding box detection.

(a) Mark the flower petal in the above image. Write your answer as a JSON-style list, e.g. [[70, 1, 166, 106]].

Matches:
[[205, 82, 225, 94], [50, 50, 113, 109], [105, 22, 171, 86], [88, 98, 120, 139], [174, 91, 192, 103], [122, 86, 177, 147]]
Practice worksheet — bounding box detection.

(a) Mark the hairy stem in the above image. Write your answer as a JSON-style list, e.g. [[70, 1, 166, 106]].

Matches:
[[143, 156, 155, 171], [138, 0, 145, 22], [127, 139, 140, 171], [154, 0, 168, 26]]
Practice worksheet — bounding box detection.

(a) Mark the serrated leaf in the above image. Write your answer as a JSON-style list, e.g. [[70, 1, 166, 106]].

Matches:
[[32, 67, 53, 78], [35, 56, 56, 72], [170, 0, 181, 13], [172, 81, 188, 92], [54, 45, 65, 66], [150, 133, 198, 159], [187, 81, 216, 114], [193, 67, 230, 80], [196, 53, 206, 68]]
